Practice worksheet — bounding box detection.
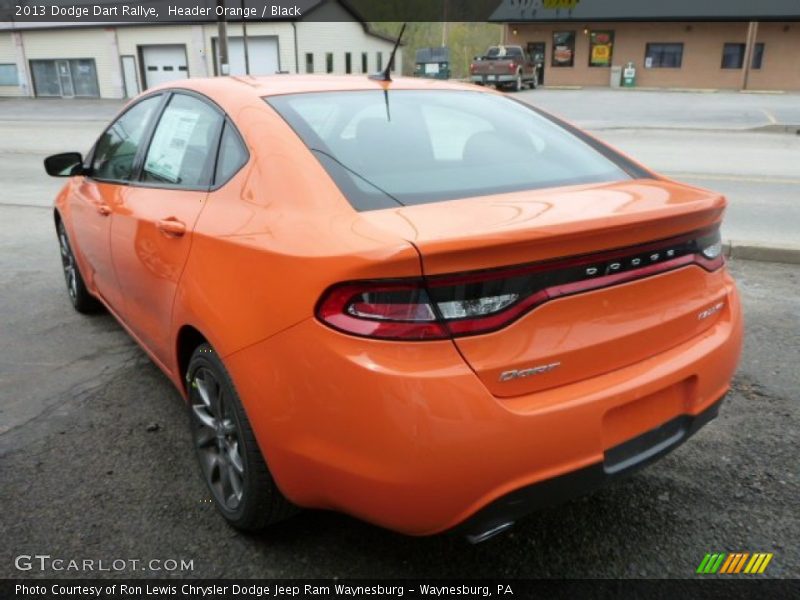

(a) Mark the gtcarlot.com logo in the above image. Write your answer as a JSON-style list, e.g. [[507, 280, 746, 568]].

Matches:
[[14, 554, 194, 572], [696, 552, 774, 574]]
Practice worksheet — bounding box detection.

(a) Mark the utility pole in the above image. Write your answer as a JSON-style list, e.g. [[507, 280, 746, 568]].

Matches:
[[216, 0, 230, 75], [441, 0, 448, 47], [741, 21, 759, 91], [241, 0, 250, 75]]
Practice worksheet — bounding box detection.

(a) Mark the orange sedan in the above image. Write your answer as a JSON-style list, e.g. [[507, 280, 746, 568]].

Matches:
[[46, 75, 742, 542]]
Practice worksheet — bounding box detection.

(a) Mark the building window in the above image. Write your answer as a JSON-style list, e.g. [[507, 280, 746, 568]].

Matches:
[[722, 42, 765, 69], [0, 63, 18, 85], [588, 31, 614, 67], [326, 52, 333, 74], [552, 31, 575, 67], [376, 52, 383, 71], [30, 58, 100, 97], [305, 53, 314, 73], [752, 43, 765, 69], [362, 52, 368, 73], [345, 52, 352, 74], [644, 43, 684, 68]]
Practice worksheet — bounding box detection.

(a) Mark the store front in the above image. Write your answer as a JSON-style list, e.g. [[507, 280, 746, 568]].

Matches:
[[503, 21, 799, 91]]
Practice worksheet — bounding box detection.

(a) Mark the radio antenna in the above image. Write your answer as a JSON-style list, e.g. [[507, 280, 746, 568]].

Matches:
[[369, 23, 406, 82]]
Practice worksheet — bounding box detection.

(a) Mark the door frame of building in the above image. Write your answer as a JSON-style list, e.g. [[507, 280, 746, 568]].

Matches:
[[55, 59, 75, 98], [120, 55, 140, 98], [527, 41, 546, 86]]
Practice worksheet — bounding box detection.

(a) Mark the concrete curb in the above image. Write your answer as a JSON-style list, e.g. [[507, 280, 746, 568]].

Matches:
[[752, 123, 800, 134], [723, 240, 800, 265]]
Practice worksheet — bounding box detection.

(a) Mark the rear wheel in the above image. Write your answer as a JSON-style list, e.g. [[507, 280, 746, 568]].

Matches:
[[512, 72, 523, 92], [187, 343, 297, 531], [56, 219, 101, 313]]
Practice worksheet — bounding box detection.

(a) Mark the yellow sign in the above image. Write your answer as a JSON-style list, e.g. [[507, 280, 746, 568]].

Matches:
[[543, 0, 580, 9], [589, 31, 614, 66], [592, 45, 610, 62]]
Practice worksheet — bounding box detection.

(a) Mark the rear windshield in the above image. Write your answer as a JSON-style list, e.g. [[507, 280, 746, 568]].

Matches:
[[485, 46, 523, 59], [266, 90, 636, 211]]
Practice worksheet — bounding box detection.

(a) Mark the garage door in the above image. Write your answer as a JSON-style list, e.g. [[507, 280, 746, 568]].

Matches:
[[216, 36, 280, 76], [141, 45, 188, 88]]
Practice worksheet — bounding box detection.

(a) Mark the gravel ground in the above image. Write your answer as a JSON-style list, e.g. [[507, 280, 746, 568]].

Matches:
[[1, 253, 797, 579]]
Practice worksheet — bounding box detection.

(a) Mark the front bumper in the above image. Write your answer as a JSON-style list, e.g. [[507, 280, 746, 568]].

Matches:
[[225, 276, 742, 536]]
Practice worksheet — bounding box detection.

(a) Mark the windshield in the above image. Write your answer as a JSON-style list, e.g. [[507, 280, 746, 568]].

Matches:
[[266, 90, 638, 211]]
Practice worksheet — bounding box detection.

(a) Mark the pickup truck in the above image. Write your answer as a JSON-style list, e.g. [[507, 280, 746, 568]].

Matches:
[[470, 45, 538, 91]]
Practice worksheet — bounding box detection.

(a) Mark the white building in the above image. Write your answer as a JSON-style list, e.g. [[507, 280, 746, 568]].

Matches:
[[0, 0, 402, 99]]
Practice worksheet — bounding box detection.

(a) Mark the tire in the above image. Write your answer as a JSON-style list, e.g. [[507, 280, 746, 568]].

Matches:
[[56, 219, 101, 314], [513, 72, 523, 92], [187, 343, 297, 531]]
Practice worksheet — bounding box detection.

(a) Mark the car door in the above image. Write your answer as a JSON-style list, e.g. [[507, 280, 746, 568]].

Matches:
[[109, 92, 224, 367], [68, 94, 164, 312]]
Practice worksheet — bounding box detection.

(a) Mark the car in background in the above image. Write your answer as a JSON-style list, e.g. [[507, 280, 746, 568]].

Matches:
[[413, 46, 451, 79], [45, 75, 742, 542], [470, 45, 538, 91]]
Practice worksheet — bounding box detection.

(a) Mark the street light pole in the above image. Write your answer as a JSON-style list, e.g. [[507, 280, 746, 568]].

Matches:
[[741, 21, 759, 91], [241, 0, 250, 75]]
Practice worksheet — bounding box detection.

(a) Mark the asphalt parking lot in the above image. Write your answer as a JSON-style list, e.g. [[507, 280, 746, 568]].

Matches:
[[0, 90, 798, 579]]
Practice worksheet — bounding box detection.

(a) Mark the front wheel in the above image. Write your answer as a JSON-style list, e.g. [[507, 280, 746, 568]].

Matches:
[[187, 343, 297, 531]]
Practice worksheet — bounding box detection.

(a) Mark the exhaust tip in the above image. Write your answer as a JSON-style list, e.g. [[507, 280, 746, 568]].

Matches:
[[464, 521, 515, 544]]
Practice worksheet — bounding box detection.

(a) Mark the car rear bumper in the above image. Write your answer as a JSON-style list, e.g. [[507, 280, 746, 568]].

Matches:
[[225, 274, 742, 536], [458, 395, 723, 541], [471, 74, 516, 85]]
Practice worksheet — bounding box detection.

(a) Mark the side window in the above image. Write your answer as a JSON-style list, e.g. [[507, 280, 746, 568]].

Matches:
[[142, 94, 223, 188], [214, 123, 248, 185], [91, 95, 162, 181]]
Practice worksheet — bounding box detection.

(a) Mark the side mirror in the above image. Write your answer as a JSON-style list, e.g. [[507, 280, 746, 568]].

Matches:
[[44, 152, 85, 177]]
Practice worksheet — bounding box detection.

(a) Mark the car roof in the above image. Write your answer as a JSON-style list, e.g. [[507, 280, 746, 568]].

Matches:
[[151, 74, 489, 100]]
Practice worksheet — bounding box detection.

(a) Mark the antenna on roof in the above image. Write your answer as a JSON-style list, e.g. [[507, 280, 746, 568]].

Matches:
[[369, 23, 406, 82]]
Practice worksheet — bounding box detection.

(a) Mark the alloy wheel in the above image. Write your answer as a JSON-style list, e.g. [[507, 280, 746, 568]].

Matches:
[[190, 366, 246, 511], [58, 224, 78, 302]]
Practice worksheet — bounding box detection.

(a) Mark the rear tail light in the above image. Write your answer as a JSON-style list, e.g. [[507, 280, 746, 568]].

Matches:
[[698, 231, 723, 260], [316, 226, 725, 341], [469, 63, 476, 74], [315, 282, 448, 340], [508, 62, 517, 72]]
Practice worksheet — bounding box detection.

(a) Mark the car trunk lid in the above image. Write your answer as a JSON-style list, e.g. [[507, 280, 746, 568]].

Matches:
[[359, 179, 728, 397]]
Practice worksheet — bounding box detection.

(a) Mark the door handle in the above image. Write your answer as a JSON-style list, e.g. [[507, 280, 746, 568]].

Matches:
[[156, 218, 186, 237], [97, 204, 111, 216]]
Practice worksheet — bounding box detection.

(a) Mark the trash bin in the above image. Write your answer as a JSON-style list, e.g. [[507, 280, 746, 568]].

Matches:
[[622, 62, 636, 88], [610, 65, 622, 88]]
